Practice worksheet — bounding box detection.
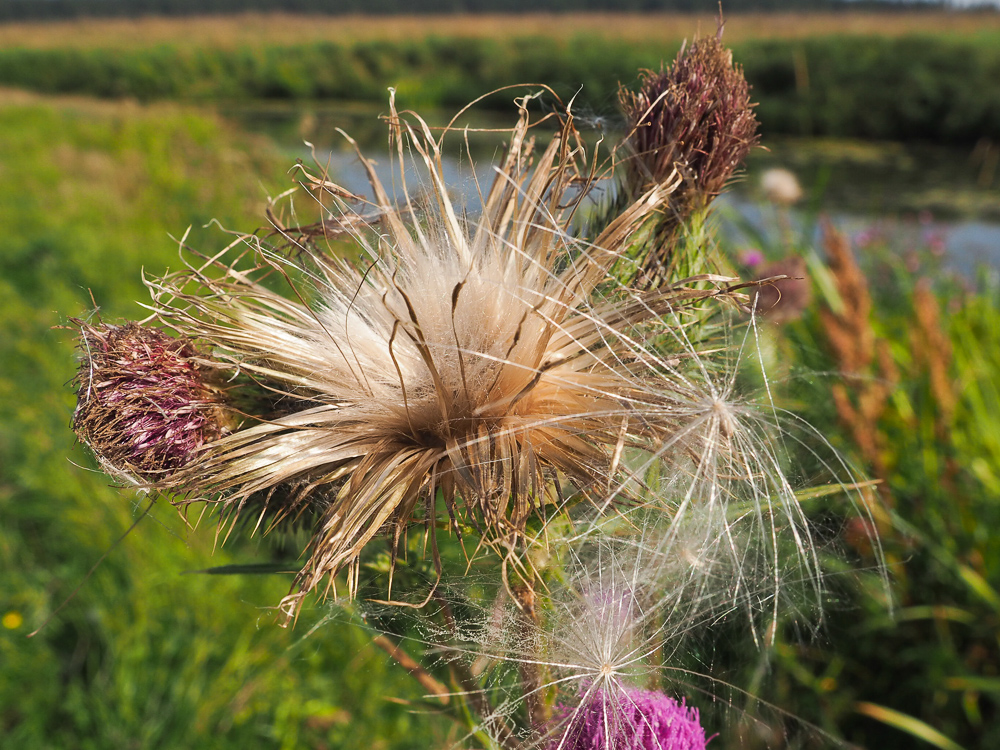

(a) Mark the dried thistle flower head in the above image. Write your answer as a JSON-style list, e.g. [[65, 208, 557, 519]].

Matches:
[[73, 322, 225, 480], [552, 687, 708, 750], [620, 33, 759, 202], [142, 93, 739, 616], [760, 168, 803, 207], [619, 31, 759, 286]]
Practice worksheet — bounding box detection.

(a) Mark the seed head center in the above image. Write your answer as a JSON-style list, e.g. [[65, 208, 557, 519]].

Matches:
[[711, 397, 736, 438]]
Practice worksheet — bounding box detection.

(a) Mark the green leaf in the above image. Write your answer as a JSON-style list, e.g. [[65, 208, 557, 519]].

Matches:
[[184, 562, 301, 576], [856, 702, 967, 750], [895, 605, 976, 625], [957, 564, 1000, 611], [944, 676, 1000, 693], [793, 480, 881, 503]]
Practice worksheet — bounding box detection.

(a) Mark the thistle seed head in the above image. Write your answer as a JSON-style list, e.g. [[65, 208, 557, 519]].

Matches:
[[760, 168, 803, 207], [141, 93, 744, 616], [73, 322, 224, 480]]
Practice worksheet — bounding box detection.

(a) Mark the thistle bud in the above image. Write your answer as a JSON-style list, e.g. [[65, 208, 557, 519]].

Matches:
[[619, 32, 759, 287], [552, 687, 708, 750], [73, 322, 224, 480], [621, 34, 759, 203]]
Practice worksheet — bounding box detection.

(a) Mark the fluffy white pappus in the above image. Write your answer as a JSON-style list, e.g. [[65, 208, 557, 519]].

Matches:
[[141, 91, 746, 616], [614, 308, 886, 647], [425, 525, 750, 749], [451, 496, 863, 750]]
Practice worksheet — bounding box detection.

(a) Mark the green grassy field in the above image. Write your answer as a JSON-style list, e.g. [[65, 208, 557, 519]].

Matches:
[[1, 11, 998, 49], [0, 91, 456, 749], [0, 15, 997, 144]]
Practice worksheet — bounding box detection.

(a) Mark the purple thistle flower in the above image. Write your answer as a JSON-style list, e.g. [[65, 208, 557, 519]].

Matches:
[[552, 687, 709, 750], [740, 248, 765, 269], [73, 322, 224, 478]]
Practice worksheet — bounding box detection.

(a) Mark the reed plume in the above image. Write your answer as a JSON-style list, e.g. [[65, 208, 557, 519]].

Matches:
[[818, 221, 897, 505]]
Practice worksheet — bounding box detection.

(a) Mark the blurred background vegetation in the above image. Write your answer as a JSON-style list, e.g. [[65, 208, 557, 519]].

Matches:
[[1, 6, 998, 750]]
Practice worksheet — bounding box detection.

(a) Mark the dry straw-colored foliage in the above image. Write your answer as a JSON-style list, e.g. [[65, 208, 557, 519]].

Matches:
[[124, 89, 754, 619], [1, 11, 999, 50]]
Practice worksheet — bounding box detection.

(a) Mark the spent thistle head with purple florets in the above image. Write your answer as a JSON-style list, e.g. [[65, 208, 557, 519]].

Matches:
[[551, 687, 709, 750], [617, 28, 759, 288], [73, 322, 225, 480], [620, 32, 759, 205]]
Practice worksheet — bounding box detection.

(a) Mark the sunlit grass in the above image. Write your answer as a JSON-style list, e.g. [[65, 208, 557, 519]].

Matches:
[[0, 11, 997, 50], [0, 92, 447, 749]]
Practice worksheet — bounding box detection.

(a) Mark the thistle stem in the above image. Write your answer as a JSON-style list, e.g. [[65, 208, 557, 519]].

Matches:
[[371, 634, 451, 705], [512, 580, 550, 728]]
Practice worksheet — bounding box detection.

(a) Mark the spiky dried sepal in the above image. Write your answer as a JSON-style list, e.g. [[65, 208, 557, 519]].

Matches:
[[73, 322, 226, 480], [142, 94, 746, 616]]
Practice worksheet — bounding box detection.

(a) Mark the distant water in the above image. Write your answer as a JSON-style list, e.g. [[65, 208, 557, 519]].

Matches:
[[226, 102, 1000, 277], [718, 195, 1000, 279]]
